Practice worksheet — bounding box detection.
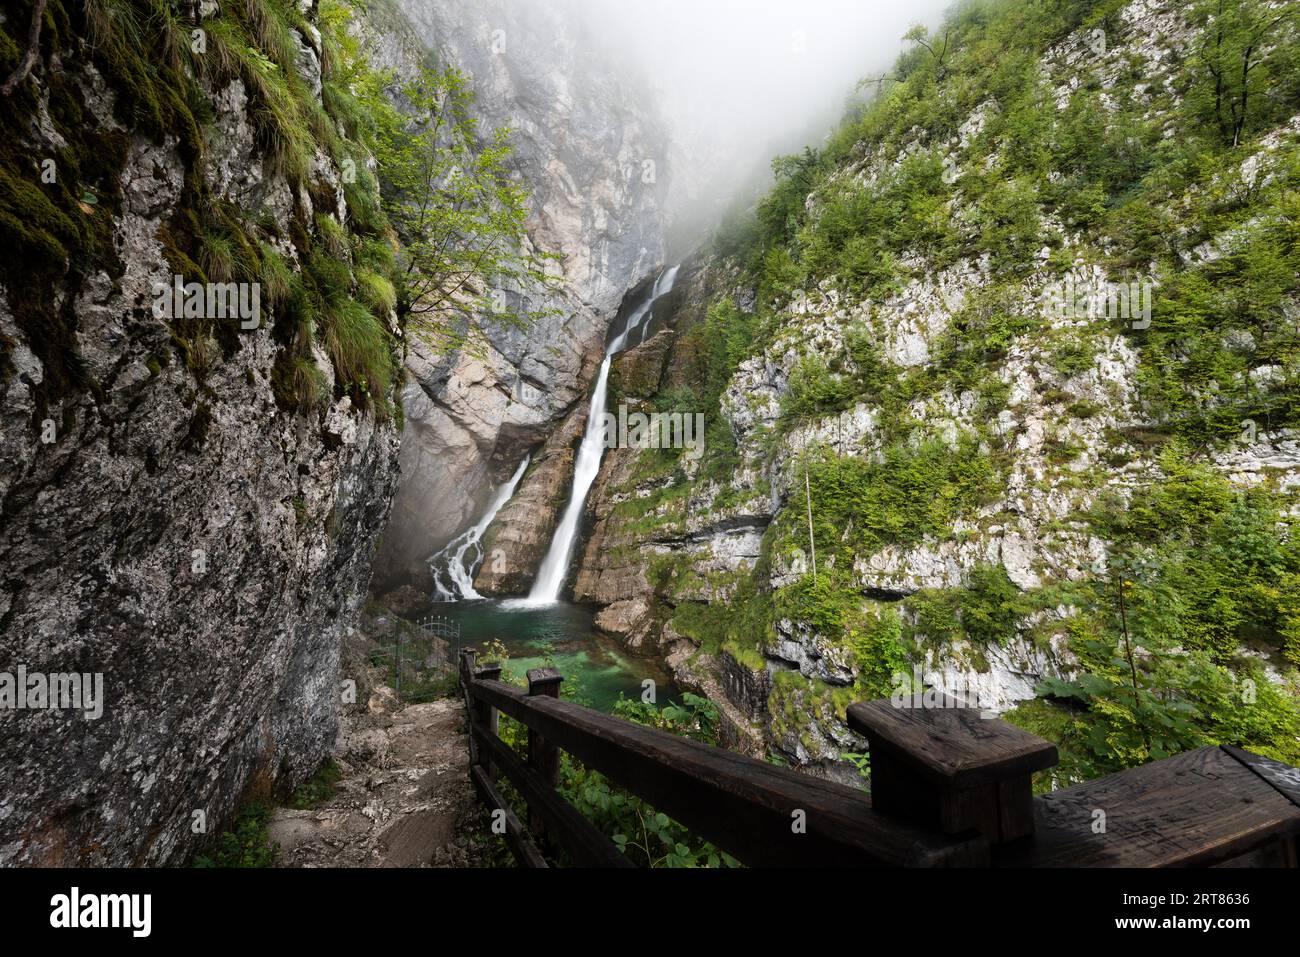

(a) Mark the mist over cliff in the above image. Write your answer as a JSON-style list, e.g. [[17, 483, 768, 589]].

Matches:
[[572, 0, 951, 247]]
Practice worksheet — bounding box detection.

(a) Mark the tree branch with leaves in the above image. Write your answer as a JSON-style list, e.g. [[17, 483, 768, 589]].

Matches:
[[376, 67, 562, 354]]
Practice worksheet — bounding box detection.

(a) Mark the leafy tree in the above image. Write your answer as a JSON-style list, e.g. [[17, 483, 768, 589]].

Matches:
[[903, 24, 952, 81], [1191, 0, 1299, 147], [377, 67, 560, 351], [753, 146, 820, 270]]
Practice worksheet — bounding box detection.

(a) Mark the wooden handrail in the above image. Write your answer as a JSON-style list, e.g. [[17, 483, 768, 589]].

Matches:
[[460, 655, 986, 867], [459, 651, 1300, 868]]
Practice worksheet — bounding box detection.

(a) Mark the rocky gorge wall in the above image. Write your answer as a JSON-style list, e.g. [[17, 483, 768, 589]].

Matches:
[[570, 0, 1300, 780], [368, 0, 670, 593], [0, 1, 400, 864]]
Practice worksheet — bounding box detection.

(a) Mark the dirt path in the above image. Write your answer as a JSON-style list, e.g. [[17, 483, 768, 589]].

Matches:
[[269, 698, 503, 867]]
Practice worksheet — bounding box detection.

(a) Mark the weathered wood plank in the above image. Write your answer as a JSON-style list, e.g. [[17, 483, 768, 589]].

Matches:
[[470, 663, 502, 783], [472, 724, 631, 868], [846, 696, 1058, 787], [1223, 745, 1300, 810], [459, 650, 480, 766], [1003, 746, 1300, 867], [526, 668, 563, 843], [848, 696, 1056, 844], [469, 764, 548, 868], [469, 678, 988, 867]]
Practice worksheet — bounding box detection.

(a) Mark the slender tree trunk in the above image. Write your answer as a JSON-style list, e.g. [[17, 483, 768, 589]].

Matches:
[[802, 433, 817, 582], [1117, 577, 1150, 753], [1234, 43, 1255, 148]]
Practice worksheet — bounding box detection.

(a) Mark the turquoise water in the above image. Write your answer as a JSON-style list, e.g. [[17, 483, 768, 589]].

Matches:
[[417, 600, 679, 714]]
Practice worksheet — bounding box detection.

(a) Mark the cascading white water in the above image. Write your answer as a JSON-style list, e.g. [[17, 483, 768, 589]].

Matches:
[[519, 266, 680, 606], [429, 456, 530, 601]]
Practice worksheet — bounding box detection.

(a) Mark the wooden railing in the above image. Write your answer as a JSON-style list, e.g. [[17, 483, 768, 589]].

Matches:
[[459, 651, 1300, 868]]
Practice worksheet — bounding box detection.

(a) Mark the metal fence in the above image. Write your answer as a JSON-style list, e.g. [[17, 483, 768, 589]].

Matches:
[[369, 614, 462, 705]]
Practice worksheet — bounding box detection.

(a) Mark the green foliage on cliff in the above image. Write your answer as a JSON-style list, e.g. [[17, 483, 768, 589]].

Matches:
[[681, 0, 1300, 783], [673, 297, 760, 479], [1016, 454, 1300, 775], [1090, 450, 1300, 664], [1, 0, 559, 423], [907, 564, 1033, 650], [0, 0, 411, 415], [849, 607, 911, 698], [0, 0, 187, 411], [791, 438, 1000, 561]]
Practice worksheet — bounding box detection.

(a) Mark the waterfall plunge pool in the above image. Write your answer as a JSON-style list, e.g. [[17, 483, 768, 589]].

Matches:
[[417, 267, 686, 714], [411, 599, 680, 714]]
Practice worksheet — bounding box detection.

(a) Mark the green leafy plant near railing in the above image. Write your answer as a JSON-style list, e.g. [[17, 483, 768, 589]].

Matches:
[[560, 693, 741, 868], [287, 759, 343, 809], [485, 646, 739, 868]]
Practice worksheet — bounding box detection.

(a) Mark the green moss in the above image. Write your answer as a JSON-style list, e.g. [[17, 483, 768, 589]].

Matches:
[[0, 1, 207, 415], [666, 571, 775, 660], [721, 642, 766, 672], [0, 22, 21, 75]]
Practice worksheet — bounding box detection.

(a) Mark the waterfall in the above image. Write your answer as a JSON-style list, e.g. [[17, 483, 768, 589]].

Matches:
[[429, 456, 530, 601], [519, 265, 680, 606]]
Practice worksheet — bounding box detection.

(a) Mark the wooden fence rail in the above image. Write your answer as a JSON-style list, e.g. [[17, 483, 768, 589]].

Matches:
[[459, 651, 1300, 868]]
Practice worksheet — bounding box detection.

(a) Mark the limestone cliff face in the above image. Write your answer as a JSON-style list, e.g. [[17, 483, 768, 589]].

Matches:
[[369, 0, 670, 592], [571, 260, 776, 757], [0, 2, 399, 864], [573, 0, 1300, 777]]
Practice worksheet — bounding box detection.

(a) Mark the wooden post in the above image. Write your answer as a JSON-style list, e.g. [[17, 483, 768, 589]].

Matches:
[[847, 694, 1058, 845], [460, 649, 502, 781], [526, 668, 563, 841], [459, 649, 479, 765], [473, 661, 502, 782]]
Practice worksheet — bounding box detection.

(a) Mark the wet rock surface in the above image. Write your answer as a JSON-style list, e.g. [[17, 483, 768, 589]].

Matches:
[[368, 0, 671, 590], [0, 7, 399, 866]]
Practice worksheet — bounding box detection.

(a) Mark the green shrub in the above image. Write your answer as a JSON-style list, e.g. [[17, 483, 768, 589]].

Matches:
[[792, 438, 1000, 562], [782, 354, 855, 419], [190, 801, 278, 868]]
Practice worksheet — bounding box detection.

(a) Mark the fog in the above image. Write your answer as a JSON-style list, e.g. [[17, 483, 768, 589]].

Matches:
[[569, 0, 953, 246]]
